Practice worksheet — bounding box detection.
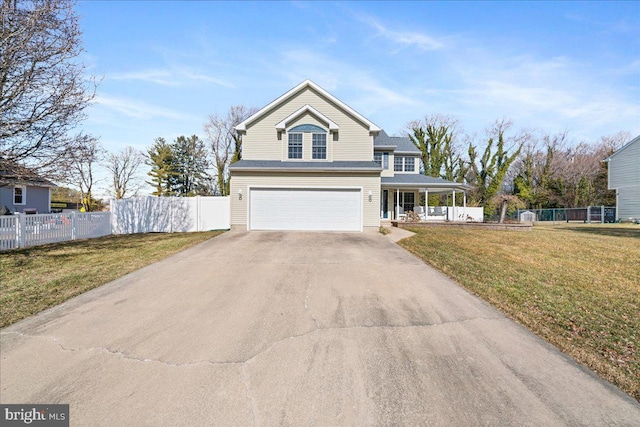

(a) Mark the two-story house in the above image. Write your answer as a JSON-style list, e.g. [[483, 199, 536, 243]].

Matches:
[[604, 135, 640, 221], [229, 80, 470, 231]]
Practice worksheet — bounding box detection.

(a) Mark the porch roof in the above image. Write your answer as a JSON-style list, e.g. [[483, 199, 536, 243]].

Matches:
[[381, 174, 472, 192]]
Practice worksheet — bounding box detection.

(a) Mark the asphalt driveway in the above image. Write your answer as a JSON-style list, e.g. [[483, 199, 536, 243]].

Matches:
[[1, 231, 639, 426]]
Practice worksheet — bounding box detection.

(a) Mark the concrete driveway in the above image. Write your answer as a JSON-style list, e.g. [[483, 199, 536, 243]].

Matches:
[[1, 231, 638, 426]]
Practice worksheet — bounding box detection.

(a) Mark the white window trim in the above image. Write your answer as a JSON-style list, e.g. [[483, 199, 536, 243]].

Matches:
[[312, 133, 327, 160], [287, 133, 303, 160], [13, 185, 26, 205], [393, 156, 417, 174]]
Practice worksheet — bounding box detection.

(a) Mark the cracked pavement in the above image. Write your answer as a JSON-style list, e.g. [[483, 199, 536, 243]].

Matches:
[[1, 231, 639, 426]]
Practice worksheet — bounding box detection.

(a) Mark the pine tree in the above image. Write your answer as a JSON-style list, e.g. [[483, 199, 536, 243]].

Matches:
[[146, 138, 177, 196]]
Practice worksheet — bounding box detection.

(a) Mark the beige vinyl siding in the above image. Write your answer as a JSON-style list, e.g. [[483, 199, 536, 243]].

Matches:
[[243, 87, 372, 161], [608, 139, 640, 220], [230, 172, 380, 228]]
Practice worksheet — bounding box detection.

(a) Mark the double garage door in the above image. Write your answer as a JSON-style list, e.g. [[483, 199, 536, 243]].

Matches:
[[249, 188, 362, 231]]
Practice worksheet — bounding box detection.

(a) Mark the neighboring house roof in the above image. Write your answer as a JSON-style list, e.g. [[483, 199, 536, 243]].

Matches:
[[229, 160, 382, 173], [374, 130, 419, 154], [382, 174, 472, 191], [0, 160, 56, 188], [603, 134, 640, 162], [235, 80, 381, 133]]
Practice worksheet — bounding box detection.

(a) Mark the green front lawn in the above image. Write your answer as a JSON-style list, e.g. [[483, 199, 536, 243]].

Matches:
[[399, 223, 640, 401], [0, 232, 222, 328]]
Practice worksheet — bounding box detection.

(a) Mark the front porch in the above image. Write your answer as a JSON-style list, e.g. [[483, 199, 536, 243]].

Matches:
[[380, 175, 480, 222]]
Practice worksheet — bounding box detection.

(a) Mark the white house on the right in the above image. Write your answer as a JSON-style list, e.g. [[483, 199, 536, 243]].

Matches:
[[604, 135, 640, 222]]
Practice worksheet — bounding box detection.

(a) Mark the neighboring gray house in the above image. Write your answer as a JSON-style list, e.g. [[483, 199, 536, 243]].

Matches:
[[604, 135, 640, 221], [0, 161, 56, 214]]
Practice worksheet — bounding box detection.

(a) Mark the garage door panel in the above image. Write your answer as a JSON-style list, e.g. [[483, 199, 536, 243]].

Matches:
[[250, 189, 361, 231]]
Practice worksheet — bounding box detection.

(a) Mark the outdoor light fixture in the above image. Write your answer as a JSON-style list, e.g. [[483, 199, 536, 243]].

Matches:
[[238, 189, 242, 200], [368, 190, 372, 202]]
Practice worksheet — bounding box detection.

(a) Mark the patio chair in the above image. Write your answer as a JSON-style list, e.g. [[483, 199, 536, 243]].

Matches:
[[413, 206, 426, 220]]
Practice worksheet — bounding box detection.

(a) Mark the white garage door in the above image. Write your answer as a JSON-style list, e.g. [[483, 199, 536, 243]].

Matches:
[[249, 188, 362, 231]]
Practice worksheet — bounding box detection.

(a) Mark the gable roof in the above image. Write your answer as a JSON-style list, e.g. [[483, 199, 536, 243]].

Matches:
[[374, 130, 420, 154], [275, 104, 339, 131], [235, 80, 381, 133], [0, 160, 56, 188], [604, 134, 640, 162]]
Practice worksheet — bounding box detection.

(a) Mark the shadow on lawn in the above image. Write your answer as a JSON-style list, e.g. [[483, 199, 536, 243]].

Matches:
[[3, 233, 209, 262], [565, 226, 640, 239]]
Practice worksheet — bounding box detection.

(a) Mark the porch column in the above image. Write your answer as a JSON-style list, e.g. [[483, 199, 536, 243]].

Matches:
[[396, 188, 400, 219], [452, 190, 456, 221], [463, 191, 467, 221], [425, 189, 429, 220]]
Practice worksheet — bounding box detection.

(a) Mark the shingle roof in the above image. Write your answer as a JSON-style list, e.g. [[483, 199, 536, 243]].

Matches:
[[0, 160, 56, 187], [374, 130, 420, 154], [382, 174, 472, 190], [229, 160, 382, 172]]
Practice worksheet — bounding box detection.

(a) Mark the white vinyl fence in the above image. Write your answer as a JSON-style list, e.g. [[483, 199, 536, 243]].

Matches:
[[110, 196, 230, 234], [0, 212, 112, 251]]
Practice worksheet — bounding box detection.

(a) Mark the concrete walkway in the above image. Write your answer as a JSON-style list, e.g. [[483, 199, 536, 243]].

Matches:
[[381, 223, 415, 242], [1, 232, 638, 426]]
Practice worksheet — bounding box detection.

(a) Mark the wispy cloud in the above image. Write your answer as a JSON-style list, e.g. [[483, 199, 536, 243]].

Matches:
[[96, 94, 190, 121], [564, 13, 636, 35], [111, 69, 177, 86], [432, 50, 640, 140], [110, 67, 234, 88], [360, 16, 445, 51], [279, 49, 423, 109]]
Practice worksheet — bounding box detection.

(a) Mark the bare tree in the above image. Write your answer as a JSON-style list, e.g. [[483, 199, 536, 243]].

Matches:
[[203, 105, 257, 195], [105, 146, 144, 199], [67, 136, 104, 211], [0, 0, 97, 179]]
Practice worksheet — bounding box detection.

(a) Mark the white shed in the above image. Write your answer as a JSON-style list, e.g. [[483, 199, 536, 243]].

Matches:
[[604, 135, 640, 221], [519, 210, 537, 223]]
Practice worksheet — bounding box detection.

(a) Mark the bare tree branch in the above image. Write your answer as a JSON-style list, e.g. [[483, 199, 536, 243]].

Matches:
[[105, 146, 144, 199], [0, 0, 97, 179]]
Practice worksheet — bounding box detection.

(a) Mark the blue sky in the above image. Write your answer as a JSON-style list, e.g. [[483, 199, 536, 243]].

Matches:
[[76, 1, 639, 194]]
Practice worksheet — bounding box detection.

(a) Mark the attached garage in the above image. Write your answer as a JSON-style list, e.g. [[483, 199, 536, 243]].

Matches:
[[249, 188, 362, 231]]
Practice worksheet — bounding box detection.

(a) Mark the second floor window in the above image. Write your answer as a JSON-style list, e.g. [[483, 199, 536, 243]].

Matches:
[[404, 157, 415, 172], [374, 152, 389, 169], [312, 133, 327, 159], [394, 156, 416, 172], [288, 133, 302, 159], [394, 156, 403, 172]]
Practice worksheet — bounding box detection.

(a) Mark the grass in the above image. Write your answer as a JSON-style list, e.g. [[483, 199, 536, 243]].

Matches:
[[399, 223, 640, 401], [0, 231, 222, 328]]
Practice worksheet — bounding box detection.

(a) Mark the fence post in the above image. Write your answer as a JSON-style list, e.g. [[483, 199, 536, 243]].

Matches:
[[553, 209, 556, 224], [18, 213, 26, 248], [587, 206, 591, 223], [71, 211, 76, 240], [600, 206, 604, 224]]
